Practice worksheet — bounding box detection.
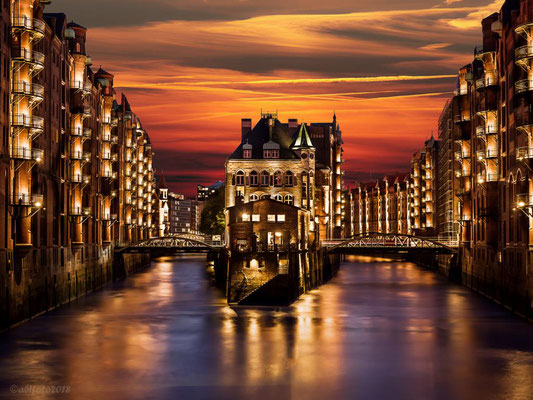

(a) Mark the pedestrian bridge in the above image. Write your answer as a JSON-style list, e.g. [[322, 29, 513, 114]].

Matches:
[[322, 233, 458, 254], [116, 234, 224, 254]]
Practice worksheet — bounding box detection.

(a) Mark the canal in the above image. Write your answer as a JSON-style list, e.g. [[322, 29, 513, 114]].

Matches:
[[0, 255, 532, 399]]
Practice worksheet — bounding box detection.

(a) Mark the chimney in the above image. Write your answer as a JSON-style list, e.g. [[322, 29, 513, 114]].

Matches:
[[288, 119, 298, 129], [241, 119, 252, 142]]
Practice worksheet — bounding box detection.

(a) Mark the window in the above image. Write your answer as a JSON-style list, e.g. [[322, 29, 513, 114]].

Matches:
[[242, 213, 251, 222], [284, 194, 294, 205], [264, 149, 279, 158], [273, 194, 283, 202], [274, 171, 283, 186], [243, 149, 252, 158], [277, 215, 286, 222], [250, 171, 258, 186], [236, 171, 245, 186], [285, 171, 293, 186], [252, 214, 260, 222], [250, 194, 259, 202], [268, 214, 276, 222], [261, 171, 269, 186]]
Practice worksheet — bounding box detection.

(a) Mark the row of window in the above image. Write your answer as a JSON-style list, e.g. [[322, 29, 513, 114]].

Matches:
[[242, 214, 286, 222], [246, 193, 294, 205], [234, 170, 313, 187], [243, 149, 280, 159]]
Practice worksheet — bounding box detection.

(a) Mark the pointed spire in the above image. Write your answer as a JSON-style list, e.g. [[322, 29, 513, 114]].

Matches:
[[291, 123, 315, 150], [158, 173, 168, 190]]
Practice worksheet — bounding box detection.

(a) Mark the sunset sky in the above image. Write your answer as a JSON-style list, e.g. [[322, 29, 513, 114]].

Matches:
[[49, 0, 505, 196]]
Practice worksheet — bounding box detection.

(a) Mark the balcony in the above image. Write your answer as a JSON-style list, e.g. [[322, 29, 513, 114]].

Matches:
[[455, 150, 471, 160], [515, 79, 533, 94], [70, 80, 92, 94], [476, 71, 498, 90], [111, 117, 119, 127], [70, 206, 92, 216], [517, 193, 533, 208], [10, 193, 43, 207], [71, 150, 91, 163], [101, 151, 112, 160], [477, 172, 498, 183], [11, 16, 45, 38], [12, 114, 45, 136], [111, 134, 118, 144], [12, 81, 44, 104], [455, 169, 471, 178], [102, 213, 117, 221], [516, 146, 533, 160], [11, 147, 43, 163], [475, 124, 498, 137], [454, 113, 470, 124], [70, 173, 91, 185], [515, 45, 533, 66], [73, 105, 91, 118], [515, 112, 533, 132], [453, 87, 468, 97], [101, 170, 117, 180], [11, 48, 45, 71]]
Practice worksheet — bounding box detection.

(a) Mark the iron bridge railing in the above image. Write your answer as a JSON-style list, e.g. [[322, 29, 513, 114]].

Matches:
[[322, 233, 458, 253]]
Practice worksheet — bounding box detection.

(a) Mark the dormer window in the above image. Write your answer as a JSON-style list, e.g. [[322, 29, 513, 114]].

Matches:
[[243, 142, 253, 159], [263, 141, 280, 159]]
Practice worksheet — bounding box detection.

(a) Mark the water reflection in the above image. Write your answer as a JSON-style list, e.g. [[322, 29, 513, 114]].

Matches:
[[0, 255, 532, 399]]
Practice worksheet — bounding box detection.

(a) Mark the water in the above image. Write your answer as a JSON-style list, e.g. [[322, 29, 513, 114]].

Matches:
[[0, 255, 532, 400]]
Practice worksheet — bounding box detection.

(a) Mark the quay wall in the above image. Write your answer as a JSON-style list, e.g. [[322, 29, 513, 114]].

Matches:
[[0, 247, 151, 331], [407, 250, 532, 320]]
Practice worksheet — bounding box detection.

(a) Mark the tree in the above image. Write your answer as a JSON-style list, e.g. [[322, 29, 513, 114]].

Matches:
[[199, 188, 225, 235]]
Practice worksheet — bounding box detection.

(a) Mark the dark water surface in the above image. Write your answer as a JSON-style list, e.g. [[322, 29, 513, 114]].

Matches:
[[0, 255, 532, 400]]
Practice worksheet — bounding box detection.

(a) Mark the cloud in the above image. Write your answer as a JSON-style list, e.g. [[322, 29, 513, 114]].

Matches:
[[419, 43, 453, 50], [443, 0, 504, 29]]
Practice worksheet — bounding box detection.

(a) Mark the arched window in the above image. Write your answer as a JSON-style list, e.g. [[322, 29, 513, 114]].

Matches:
[[284, 194, 294, 205], [274, 194, 283, 202], [260, 171, 270, 186], [250, 194, 259, 202], [285, 171, 293, 186], [250, 171, 258, 186], [261, 194, 270, 199], [274, 171, 283, 186], [236, 171, 245, 186]]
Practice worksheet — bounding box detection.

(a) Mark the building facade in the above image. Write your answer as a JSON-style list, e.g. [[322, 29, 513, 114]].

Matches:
[[1, 1, 157, 328], [225, 111, 344, 242]]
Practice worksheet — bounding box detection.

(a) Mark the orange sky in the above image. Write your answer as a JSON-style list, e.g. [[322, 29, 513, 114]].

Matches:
[[49, 0, 505, 196]]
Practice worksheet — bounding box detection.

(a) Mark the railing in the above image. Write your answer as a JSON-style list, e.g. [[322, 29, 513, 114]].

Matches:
[[10, 193, 43, 207], [476, 124, 498, 136], [517, 193, 533, 208], [515, 79, 533, 94], [454, 113, 470, 123], [70, 206, 92, 216], [12, 81, 44, 100], [11, 16, 45, 36], [477, 148, 498, 159], [12, 48, 45, 69], [515, 45, 533, 62], [479, 172, 498, 183], [516, 146, 533, 160], [101, 170, 117, 179], [515, 112, 533, 129], [455, 151, 471, 160], [322, 234, 459, 252], [476, 71, 498, 89], [11, 146, 43, 162]]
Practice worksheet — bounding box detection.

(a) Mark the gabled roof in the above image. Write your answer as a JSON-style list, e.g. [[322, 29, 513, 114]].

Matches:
[[291, 123, 315, 150], [229, 117, 300, 160], [67, 21, 87, 30]]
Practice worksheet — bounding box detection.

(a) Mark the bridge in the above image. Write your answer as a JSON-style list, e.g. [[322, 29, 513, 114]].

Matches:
[[322, 233, 458, 255], [116, 234, 224, 254]]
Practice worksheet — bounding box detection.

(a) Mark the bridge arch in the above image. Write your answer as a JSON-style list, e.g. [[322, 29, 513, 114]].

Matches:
[[323, 233, 458, 254], [116, 234, 222, 253]]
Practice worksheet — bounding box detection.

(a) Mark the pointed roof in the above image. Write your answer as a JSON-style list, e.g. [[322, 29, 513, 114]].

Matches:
[[291, 123, 315, 150], [67, 21, 87, 30], [158, 174, 168, 190]]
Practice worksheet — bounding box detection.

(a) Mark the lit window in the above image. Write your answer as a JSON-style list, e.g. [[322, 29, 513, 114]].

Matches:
[[274, 194, 283, 202], [252, 214, 260, 222], [285, 171, 293, 186], [250, 171, 258, 186], [261, 171, 270, 186], [277, 214, 285, 222], [284, 195, 294, 205], [268, 214, 276, 222], [242, 213, 250, 222], [236, 171, 245, 186], [250, 194, 259, 202], [243, 149, 252, 159], [274, 171, 283, 186]]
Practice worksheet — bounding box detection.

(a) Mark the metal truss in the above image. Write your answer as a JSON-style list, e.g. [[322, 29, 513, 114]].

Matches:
[[323, 233, 458, 252]]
